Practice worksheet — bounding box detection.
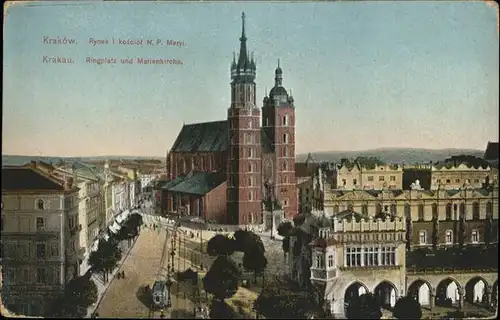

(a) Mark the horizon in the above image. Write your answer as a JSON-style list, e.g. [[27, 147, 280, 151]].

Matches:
[[1, 146, 488, 159], [3, 1, 499, 157]]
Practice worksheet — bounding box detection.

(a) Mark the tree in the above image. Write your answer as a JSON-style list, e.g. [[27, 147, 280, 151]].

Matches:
[[242, 250, 268, 284], [206, 234, 235, 256], [277, 221, 293, 237], [292, 214, 306, 227], [393, 296, 422, 319], [233, 229, 265, 254], [346, 293, 382, 319], [47, 273, 98, 317], [89, 238, 122, 283], [254, 287, 318, 319], [202, 255, 241, 302]]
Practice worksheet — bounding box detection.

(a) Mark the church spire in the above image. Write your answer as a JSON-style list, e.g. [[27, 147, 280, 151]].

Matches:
[[237, 12, 249, 69]]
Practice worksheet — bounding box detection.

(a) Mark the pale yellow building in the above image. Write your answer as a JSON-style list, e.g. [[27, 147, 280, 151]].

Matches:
[[1, 164, 82, 316], [430, 162, 495, 190], [335, 160, 403, 190]]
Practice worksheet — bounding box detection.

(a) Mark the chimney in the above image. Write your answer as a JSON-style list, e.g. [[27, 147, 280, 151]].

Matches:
[[64, 177, 74, 190]]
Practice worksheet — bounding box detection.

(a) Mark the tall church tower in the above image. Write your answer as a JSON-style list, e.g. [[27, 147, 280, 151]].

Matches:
[[261, 61, 297, 219], [227, 13, 262, 225]]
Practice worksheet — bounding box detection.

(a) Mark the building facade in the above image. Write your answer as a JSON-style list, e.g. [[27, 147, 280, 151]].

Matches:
[[1, 165, 83, 316], [163, 13, 298, 224], [334, 160, 403, 190]]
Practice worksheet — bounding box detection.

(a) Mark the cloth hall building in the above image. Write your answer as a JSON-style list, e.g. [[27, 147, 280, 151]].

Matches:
[[162, 13, 298, 225]]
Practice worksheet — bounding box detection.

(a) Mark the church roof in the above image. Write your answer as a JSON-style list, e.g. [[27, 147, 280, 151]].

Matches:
[[484, 142, 499, 160], [171, 121, 228, 153], [163, 171, 226, 195]]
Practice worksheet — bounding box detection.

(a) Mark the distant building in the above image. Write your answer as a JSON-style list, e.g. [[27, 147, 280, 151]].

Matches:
[[1, 164, 82, 316], [334, 158, 403, 190], [295, 153, 319, 213]]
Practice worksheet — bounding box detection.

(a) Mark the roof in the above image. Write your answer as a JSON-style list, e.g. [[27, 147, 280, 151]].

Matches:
[[171, 120, 228, 153], [334, 209, 368, 221], [484, 142, 499, 160], [2, 167, 67, 191], [163, 171, 226, 195], [295, 162, 319, 178]]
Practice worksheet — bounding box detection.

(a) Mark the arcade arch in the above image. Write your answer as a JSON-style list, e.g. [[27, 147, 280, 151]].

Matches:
[[344, 281, 369, 311], [436, 278, 462, 307], [374, 280, 398, 309], [465, 276, 488, 304], [408, 279, 432, 307]]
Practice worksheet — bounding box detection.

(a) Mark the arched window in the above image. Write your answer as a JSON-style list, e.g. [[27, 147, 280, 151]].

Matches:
[[362, 204, 368, 216], [248, 177, 253, 187], [472, 202, 480, 220], [486, 201, 493, 217], [248, 163, 253, 173], [283, 133, 289, 144], [404, 203, 411, 219], [284, 146, 289, 157], [283, 114, 289, 126], [283, 161, 288, 171], [418, 204, 424, 221], [37, 199, 45, 210], [432, 203, 438, 220], [390, 204, 397, 215], [446, 203, 452, 220]]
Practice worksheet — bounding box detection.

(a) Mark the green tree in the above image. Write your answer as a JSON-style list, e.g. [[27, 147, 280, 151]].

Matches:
[[202, 255, 241, 302], [233, 229, 265, 254], [47, 274, 98, 318], [393, 296, 422, 319], [346, 293, 382, 320], [242, 250, 268, 284], [254, 287, 318, 319], [206, 234, 235, 256], [89, 238, 122, 283]]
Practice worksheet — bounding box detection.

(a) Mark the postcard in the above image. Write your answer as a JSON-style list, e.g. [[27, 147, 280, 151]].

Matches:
[[2, 1, 499, 319]]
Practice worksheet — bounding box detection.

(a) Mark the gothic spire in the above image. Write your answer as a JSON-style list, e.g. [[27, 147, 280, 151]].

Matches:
[[237, 12, 249, 69]]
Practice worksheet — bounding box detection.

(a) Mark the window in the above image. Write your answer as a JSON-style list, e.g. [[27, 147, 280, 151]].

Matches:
[[6, 268, 16, 285], [248, 177, 253, 187], [471, 230, 479, 243], [22, 268, 29, 284], [455, 179, 460, 183], [486, 201, 493, 216], [283, 133, 289, 144], [472, 202, 480, 220], [381, 247, 396, 266], [36, 217, 45, 231], [248, 148, 253, 158], [328, 255, 334, 268], [445, 230, 453, 244], [37, 268, 47, 284], [419, 230, 427, 245], [362, 204, 368, 215], [50, 243, 59, 257], [446, 203, 452, 220], [37, 199, 45, 210], [315, 254, 324, 268], [432, 203, 438, 220], [353, 179, 357, 186], [345, 247, 362, 267], [244, 133, 251, 144], [390, 176, 396, 181], [391, 204, 397, 215], [283, 161, 288, 171], [248, 120, 252, 129], [459, 203, 465, 217], [418, 204, 424, 221], [283, 146, 289, 157], [437, 179, 441, 183], [364, 247, 376, 266], [404, 203, 411, 219], [368, 176, 374, 181], [446, 179, 451, 183], [36, 243, 46, 259], [284, 199, 289, 207], [342, 179, 347, 186], [248, 163, 253, 172], [283, 114, 289, 126], [379, 176, 385, 181], [248, 191, 253, 201]]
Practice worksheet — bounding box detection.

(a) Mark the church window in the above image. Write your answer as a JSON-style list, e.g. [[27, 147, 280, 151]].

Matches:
[[248, 191, 254, 201], [283, 161, 288, 171], [283, 114, 289, 126], [283, 146, 289, 157], [244, 133, 251, 144], [248, 120, 252, 129], [315, 254, 324, 268], [248, 163, 253, 173], [283, 133, 289, 144], [248, 148, 253, 158], [248, 177, 253, 187], [284, 198, 289, 207]]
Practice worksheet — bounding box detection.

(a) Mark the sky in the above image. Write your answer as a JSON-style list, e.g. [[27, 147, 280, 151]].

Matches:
[[2, 1, 499, 157]]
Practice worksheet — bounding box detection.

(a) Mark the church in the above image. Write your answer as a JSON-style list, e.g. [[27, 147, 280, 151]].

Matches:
[[162, 13, 298, 225]]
